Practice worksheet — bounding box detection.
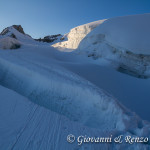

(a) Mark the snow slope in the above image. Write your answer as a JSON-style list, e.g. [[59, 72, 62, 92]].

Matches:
[[63, 63, 150, 121], [0, 85, 111, 150], [0, 44, 150, 149], [1, 84, 150, 150], [0, 46, 131, 130], [52, 20, 106, 50]]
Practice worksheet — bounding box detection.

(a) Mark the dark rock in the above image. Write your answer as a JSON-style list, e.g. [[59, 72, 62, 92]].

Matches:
[[35, 34, 62, 43], [10, 33, 17, 39], [10, 43, 21, 49], [0, 28, 10, 35], [12, 25, 25, 34]]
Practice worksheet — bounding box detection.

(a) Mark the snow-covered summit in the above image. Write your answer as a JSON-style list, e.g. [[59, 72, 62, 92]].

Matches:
[[76, 14, 150, 78], [78, 13, 150, 55], [0, 25, 37, 49], [1, 25, 24, 35], [52, 19, 106, 50]]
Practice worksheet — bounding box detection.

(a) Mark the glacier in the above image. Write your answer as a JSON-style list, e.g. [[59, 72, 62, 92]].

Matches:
[[0, 14, 150, 150]]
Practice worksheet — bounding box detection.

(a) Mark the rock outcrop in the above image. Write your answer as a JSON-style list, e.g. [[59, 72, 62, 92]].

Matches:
[[12, 25, 25, 34], [35, 34, 64, 43]]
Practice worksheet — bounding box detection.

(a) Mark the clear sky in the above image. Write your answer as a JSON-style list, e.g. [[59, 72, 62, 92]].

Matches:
[[0, 0, 150, 38]]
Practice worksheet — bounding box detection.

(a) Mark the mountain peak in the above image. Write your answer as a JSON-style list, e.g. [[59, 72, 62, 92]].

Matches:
[[12, 25, 25, 34], [0, 25, 36, 49], [0, 25, 25, 36]]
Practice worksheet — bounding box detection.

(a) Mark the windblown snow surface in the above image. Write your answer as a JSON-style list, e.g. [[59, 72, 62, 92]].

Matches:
[[0, 14, 150, 150]]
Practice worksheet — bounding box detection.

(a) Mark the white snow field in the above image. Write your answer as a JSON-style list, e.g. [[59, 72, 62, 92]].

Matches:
[[0, 14, 150, 150]]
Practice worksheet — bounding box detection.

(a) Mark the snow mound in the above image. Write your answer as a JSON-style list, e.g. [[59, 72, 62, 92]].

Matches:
[[53, 20, 106, 50], [0, 37, 21, 49]]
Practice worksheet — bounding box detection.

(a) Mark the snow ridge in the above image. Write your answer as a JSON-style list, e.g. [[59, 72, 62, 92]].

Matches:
[[53, 19, 106, 50]]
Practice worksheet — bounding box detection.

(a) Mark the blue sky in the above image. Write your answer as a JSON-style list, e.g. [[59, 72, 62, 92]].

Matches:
[[0, 0, 150, 38]]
